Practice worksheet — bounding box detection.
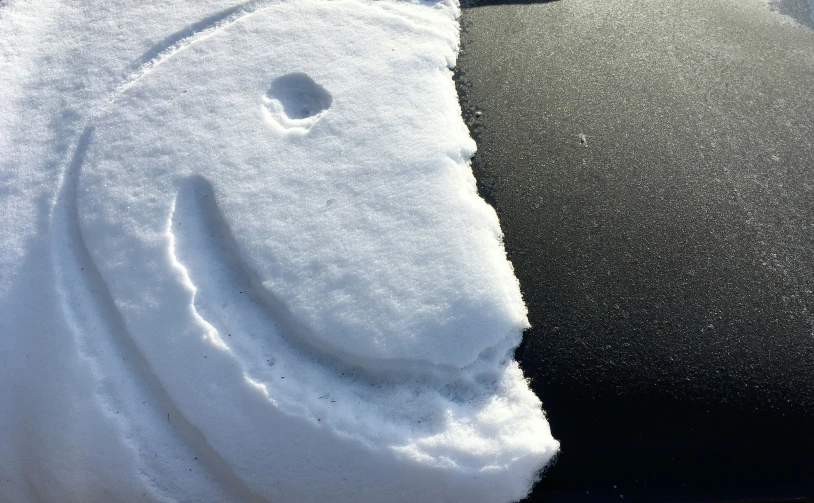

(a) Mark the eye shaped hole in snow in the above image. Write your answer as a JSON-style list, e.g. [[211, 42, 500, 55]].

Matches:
[[268, 72, 332, 119], [262, 72, 332, 134]]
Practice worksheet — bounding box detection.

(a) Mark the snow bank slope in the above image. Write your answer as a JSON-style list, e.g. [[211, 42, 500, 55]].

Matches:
[[9, 0, 558, 501]]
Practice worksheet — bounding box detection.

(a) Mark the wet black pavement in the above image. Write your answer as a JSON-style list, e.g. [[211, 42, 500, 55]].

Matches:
[[456, 1, 814, 501]]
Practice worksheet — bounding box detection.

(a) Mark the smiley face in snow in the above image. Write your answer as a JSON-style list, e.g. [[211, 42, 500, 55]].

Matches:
[[78, 0, 526, 372], [57, 2, 556, 500]]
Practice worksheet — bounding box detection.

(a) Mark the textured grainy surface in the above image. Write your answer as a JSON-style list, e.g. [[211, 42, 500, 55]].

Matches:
[[457, 1, 814, 501], [0, 1, 559, 501], [769, 0, 814, 28]]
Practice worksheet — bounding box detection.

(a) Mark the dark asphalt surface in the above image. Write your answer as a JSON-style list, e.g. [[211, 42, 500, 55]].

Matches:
[[455, 1, 814, 501]]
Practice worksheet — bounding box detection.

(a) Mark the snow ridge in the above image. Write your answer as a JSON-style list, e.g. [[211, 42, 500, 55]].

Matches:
[[42, 1, 558, 501]]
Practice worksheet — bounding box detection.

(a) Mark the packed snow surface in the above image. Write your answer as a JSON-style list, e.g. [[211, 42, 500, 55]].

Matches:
[[0, 0, 558, 501], [765, 0, 814, 28]]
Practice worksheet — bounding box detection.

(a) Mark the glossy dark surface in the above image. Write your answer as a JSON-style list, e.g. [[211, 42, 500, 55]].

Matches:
[[456, 1, 814, 501]]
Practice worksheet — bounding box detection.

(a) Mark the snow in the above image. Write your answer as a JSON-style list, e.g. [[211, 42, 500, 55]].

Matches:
[[764, 0, 814, 28], [0, 1, 558, 502]]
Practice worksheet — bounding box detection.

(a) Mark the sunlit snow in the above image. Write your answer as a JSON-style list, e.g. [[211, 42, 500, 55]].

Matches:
[[0, 1, 558, 502]]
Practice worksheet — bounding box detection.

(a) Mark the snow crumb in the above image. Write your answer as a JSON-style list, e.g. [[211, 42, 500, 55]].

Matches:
[[0, 0, 558, 502]]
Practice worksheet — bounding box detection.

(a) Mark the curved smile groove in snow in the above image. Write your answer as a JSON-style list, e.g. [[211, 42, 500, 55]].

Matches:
[[169, 175, 482, 378], [52, 129, 269, 503], [48, 1, 559, 502], [167, 174, 535, 448]]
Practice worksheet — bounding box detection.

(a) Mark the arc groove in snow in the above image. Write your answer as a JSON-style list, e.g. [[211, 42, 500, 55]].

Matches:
[[49, 6, 293, 495], [52, 128, 270, 503], [113, 0, 278, 98]]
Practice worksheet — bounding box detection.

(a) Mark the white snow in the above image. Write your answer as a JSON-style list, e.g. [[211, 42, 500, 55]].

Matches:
[[0, 1, 558, 502]]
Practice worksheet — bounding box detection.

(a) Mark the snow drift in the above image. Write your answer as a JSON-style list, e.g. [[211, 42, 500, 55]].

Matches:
[[1, 1, 558, 501]]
